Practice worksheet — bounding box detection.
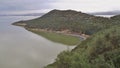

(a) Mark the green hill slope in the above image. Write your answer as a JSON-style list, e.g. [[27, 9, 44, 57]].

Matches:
[[13, 9, 115, 35], [46, 25, 120, 68], [111, 15, 120, 24]]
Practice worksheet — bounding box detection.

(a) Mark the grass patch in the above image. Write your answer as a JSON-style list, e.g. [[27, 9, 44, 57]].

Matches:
[[30, 30, 80, 45]]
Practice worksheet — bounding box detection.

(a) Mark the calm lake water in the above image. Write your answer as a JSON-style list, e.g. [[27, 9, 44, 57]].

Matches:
[[0, 16, 73, 68]]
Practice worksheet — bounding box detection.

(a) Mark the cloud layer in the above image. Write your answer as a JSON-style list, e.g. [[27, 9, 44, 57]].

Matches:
[[0, 0, 120, 14], [51, 0, 120, 12], [0, 0, 56, 14]]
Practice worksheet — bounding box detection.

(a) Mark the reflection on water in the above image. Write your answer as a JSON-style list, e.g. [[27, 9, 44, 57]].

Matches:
[[0, 16, 74, 68]]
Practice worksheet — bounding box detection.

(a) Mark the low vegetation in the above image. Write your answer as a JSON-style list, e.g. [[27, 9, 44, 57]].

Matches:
[[30, 30, 80, 45], [45, 25, 120, 68]]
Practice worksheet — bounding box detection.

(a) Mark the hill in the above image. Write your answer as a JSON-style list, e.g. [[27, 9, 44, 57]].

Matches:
[[12, 9, 120, 68], [90, 10, 120, 15], [111, 15, 120, 22], [44, 14, 120, 68], [13, 9, 115, 35], [45, 25, 120, 68]]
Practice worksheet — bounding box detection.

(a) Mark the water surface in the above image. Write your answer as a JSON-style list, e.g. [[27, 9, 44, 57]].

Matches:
[[95, 15, 115, 18], [0, 16, 72, 68]]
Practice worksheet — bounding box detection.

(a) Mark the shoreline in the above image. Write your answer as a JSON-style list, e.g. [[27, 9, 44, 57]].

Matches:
[[12, 22, 89, 40], [12, 23, 90, 45], [26, 28, 89, 40]]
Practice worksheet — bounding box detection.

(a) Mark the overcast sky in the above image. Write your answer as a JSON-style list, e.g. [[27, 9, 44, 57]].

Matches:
[[1, 0, 120, 14]]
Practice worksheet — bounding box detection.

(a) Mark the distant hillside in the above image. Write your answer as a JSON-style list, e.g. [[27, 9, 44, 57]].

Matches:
[[0, 13, 44, 16], [90, 10, 120, 15], [111, 15, 120, 21], [13, 9, 116, 35], [45, 25, 120, 68]]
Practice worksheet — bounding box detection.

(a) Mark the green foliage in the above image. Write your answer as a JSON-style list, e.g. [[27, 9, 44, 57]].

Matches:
[[13, 9, 120, 35], [45, 25, 120, 68]]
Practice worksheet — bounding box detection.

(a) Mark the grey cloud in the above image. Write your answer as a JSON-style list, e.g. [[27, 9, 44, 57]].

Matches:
[[0, 0, 56, 13]]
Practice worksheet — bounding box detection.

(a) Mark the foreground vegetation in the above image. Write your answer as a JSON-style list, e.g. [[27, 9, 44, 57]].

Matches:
[[45, 25, 120, 68], [30, 30, 80, 45]]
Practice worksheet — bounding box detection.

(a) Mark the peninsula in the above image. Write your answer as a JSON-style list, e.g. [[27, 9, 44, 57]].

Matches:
[[12, 9, 120, 68]]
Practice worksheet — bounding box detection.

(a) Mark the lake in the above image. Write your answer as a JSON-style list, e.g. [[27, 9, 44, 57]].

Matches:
[[0, 16, 74, 68], [95, 15, 115, 18]]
